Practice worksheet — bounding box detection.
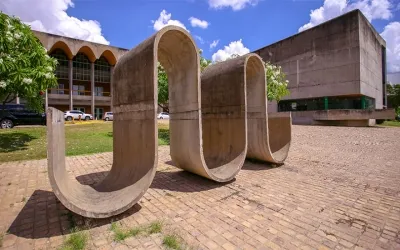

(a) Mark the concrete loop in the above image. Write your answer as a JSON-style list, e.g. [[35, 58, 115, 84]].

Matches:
[[46, 26, 291, 218]]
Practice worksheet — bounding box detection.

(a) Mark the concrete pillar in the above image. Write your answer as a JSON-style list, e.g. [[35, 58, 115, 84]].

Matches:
[[16, 95, 20, 104], [91, 62, 95, 117], [110, 66, 114, 111], [68, 60, 73, 110], [45, 92, 48, 111]]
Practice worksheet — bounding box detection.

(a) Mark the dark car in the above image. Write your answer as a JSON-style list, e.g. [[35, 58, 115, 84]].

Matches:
[[0, 104, 46, 129]]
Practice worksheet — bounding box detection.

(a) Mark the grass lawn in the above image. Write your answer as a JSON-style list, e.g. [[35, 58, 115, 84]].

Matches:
[[380, 120, 400, 127], [0, 121, 170, 163]]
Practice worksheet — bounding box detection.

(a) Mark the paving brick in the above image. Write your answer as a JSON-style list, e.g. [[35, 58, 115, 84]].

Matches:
[[0, 126, 400, 249]]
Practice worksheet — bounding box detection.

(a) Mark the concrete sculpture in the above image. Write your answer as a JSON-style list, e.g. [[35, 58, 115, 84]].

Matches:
[[47, 26, 291, 218]]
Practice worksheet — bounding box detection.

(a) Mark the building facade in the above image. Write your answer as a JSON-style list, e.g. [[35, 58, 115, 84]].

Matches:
[[253, 10, 394, 125], [32, 31, 128, 119]]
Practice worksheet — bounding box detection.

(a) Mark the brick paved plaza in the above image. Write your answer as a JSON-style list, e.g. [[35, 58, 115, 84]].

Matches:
[[0, 125, 399, 250]]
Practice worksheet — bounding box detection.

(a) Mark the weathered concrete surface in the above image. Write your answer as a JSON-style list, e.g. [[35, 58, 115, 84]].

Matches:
[[281, 109, 395, 127], [313, 109, 396, 120], [254, 10, 387, 112], [46, 26, 292, 218], [34, 30, 127, 64]]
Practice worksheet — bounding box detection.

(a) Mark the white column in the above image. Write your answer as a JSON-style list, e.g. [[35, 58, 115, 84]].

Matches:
[[91, 62, 95, 117], [110, 66, 114, 111], [69, 60, 73, 110], [16, 95, 20, 104], [45, 92, 48, 111]]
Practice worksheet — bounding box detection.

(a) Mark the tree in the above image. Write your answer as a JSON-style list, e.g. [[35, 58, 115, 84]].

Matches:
[[0, 13, 58, 112], [387, 83, 400, 115], [157, 50, 212, 112], [226, 54, 290, 102]]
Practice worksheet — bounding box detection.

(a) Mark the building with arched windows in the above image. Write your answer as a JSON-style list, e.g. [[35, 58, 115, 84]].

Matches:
[[33, 30, 128, 119]]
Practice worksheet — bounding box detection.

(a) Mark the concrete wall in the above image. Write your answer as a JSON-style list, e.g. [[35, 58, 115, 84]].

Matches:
[[34, 31, 128, 64], [359, 13, 385, 109], [254, 10, 386, 109]]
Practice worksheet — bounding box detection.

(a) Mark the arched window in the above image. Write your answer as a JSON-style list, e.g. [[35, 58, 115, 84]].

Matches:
[[73, 53, 91, 81], [50, 49, 69, 79], [95, 56, 111, 83]]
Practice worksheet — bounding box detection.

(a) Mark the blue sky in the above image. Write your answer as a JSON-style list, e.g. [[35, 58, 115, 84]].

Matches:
[[0, 0, 399, 71]]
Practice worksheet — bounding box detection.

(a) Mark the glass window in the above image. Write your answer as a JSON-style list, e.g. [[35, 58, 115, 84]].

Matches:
[[95, 86, 104, 96], [73, 53, 91, 81], [73, 85, 85, 95], [50, 49, 69, 79], [278, 96, 375, 112], [95, 56, 111, 83]]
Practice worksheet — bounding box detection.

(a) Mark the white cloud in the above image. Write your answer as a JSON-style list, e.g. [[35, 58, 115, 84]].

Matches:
[[211, 39, 250, 62], [210, 40, 219, 49], [299, 0, 393, 32], [194, 35, 205, 44], [189, 17, 209, 29], [152, 10, 188, 32], [381, 22, 400, 73], [208, 0, 259, 11], [0, 0, 110, 44]]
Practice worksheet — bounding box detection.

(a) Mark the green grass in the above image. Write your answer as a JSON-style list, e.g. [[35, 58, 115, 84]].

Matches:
[[59, 229, 88, 250], [110, 220, 163, 242], [111, 222, 144, 242], [0, 121, 170, 162], [162, 234, 182, 250], [148, 221, 163, 234], [380, 120, 400, 127]]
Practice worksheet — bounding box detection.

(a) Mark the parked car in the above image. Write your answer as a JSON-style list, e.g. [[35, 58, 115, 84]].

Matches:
[[103, 112, 113, 121], [0, 104, 46, 129], [157, 112, 170, 119], [64, 110, 93, 121]]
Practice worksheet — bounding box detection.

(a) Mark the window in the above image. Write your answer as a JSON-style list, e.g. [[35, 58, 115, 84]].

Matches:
[[73, 85, 85, 95], [50, 49, 69, 79], [73, 107, 85, 113], [95, 56, 111, 83], [73, 53, 91, 81], [51, 83, 64, 94], [95, 86, 104, 96], [95, 108, 104, 119], [278, 96, 375, 112]]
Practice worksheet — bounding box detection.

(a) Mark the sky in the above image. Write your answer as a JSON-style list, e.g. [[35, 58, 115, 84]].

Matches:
[[0, 0, 399, 72]]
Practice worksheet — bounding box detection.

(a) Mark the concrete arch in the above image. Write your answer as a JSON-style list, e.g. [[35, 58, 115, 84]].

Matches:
[[48, 41, 74, 60], [98, 50, 117, 65], [46, 26, 292, 218], [76, 46, 97, 63]]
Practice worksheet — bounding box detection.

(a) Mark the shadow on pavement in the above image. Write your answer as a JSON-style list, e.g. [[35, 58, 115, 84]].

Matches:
[[7, 189, 141, 239]]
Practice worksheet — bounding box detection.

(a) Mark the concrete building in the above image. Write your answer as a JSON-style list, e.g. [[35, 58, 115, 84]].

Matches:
[[253, 10, 394, 126], [33, 31, 128, 119]]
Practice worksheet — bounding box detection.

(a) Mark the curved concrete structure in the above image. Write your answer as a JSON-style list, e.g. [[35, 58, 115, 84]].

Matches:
[[244, 54, 292, 164], [47, 26, 249, 218], [204, 54, 292, 164]]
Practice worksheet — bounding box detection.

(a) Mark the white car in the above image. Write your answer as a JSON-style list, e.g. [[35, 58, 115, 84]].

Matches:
[[157, 112, 170, 119], [64, 110, 93, 121]]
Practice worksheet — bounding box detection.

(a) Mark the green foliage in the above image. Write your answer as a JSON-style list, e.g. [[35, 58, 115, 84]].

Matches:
[[60, 229, 88, 250], [387, 83, 400, 115], [264, 62, 290, 102], [0, 13, 58, 112]]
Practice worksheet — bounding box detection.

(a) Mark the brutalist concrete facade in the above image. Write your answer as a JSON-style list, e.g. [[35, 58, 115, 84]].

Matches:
[[253, 10, 393, 125]]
